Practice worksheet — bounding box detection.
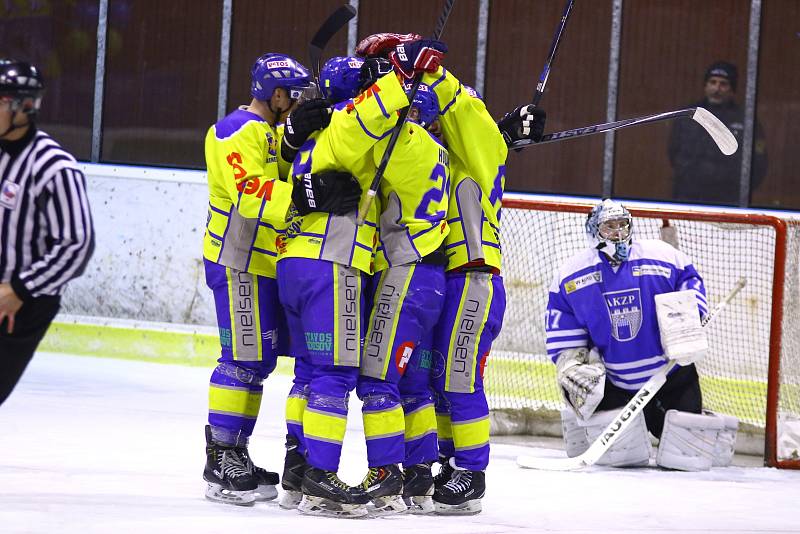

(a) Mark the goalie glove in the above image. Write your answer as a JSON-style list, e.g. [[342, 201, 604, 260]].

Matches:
[[282, 98, 332, 151], [655, 289, 708, 366], [556, 347, 605, 420], [355, 32, 423, 58], [388, 39, 447, 79], [291, 171, 362, 216], [498, 104, 547, 147], [358, 58, 395, 91]]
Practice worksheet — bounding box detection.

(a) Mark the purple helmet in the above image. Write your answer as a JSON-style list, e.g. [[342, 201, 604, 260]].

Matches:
[[250, 53, 311, 101], [406, 83, 439, 128], [320, 56, 364, 103]]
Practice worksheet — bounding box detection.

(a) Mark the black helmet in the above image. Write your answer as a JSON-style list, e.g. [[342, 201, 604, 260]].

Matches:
[[0, 59, 44, 115]]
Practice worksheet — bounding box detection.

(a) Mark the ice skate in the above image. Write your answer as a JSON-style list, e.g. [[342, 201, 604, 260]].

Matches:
[[238, 446, 279, 502], [402, 463, 434, 514], [298, 467, 370, 518], [203, 425, 257, 506], [433, 466, 485, 516], [359, 464, 407, 515], [279, 435, 309, 509], [433, 455, 455, 489]]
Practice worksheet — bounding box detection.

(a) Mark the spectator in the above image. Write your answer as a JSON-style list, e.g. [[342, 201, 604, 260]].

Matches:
[[668, 61, 767, 205]]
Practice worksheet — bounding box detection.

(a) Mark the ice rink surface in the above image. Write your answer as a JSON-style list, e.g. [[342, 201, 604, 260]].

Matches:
[[1, 353, 798, 534]]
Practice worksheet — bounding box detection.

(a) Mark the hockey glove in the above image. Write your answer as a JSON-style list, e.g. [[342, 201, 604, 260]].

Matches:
[[388, 39, 447, 79], [356, 32, 423, 58], [498, 104, 547, 147], [283, 98, 332, 150], [359, 58, 395, 91], [556, 347, 605, 420], [292, 171, 362, 216]]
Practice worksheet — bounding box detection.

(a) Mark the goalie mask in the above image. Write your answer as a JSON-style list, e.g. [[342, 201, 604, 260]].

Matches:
[[586, 199, 633, 265], [320, 56, 363, 104]]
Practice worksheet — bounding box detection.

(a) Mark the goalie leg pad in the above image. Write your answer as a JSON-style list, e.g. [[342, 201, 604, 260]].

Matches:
[[656, 409, 724, 471], [705, 410, 739, 467], [581, 409, 651, 467], [560, 409, 590, 458]]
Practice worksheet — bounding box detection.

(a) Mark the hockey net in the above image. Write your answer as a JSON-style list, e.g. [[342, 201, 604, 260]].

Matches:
[[489, 197, 800, 469]]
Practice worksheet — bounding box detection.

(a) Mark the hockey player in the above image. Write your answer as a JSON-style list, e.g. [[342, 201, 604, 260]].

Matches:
[[358, 82, 450, 515], [546, 199, 739, 471], [355, 33, 546, 515], [202, 52, 360, 506], [277, 55, 369, 511], [276, 49, 443, 518]]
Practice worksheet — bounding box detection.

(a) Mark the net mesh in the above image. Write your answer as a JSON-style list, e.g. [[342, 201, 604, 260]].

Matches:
[[488, 201, 800, 463]]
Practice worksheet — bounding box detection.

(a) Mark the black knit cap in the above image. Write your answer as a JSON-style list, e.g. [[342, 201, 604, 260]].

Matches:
[[704, 61, 737, 91]]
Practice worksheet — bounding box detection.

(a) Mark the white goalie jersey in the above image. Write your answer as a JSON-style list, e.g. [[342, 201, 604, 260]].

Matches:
[[545, 239, 707, 391]]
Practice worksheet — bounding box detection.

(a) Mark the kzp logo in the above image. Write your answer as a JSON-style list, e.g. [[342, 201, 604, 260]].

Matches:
[[395, 341, 415, 375]]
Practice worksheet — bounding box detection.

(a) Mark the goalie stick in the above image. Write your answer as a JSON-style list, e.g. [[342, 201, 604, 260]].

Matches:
[[510, 107, 738, 156], [517, 277, 746, 471], [356, 0, 456, 225], [309, 4, 357, 96], [532, 0, 574, 106]]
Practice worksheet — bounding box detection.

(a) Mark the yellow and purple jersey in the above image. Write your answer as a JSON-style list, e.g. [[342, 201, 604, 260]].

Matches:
[[373, 122, 450, 271], [422, 67, 507, 272], [203, 108, 294, 278], [279, 72, 410, 274]]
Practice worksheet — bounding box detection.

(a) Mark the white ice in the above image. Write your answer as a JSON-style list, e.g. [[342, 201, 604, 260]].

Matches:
[[1, 352, 798, 534]]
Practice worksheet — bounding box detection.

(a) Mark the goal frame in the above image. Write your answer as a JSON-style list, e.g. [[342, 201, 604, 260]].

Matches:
[[502, 197, 799, 469]]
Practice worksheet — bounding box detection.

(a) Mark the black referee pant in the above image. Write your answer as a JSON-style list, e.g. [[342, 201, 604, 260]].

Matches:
[[0, 296, 60, 407], [596, 364, 702, 439]]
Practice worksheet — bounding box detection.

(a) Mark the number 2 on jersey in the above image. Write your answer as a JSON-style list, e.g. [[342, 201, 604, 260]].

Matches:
[[415, 163, 449, 222]]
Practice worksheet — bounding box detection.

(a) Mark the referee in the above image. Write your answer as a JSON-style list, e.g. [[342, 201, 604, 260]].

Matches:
[[0, 59, 94, 406]]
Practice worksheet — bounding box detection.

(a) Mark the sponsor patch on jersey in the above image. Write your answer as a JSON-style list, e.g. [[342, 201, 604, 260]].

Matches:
[[632, 264, 672, 278], [603, 288, 642, 342], [564, 271, 602, 293], [0, 181, 20, 210]]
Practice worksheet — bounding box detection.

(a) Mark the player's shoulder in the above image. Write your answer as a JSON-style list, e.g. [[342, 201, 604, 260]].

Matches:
[[212, 108, 267, 140], [552, 248, 602, 287], [630, 239, 690, 267]]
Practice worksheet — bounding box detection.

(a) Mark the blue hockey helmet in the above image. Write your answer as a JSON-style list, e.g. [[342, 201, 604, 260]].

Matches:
[[250, 53, 312, 102], [0, 59, 44, 115], [586, 199, 633, 264], [320, 56, 364, 103], [406, 83, 439, 128]]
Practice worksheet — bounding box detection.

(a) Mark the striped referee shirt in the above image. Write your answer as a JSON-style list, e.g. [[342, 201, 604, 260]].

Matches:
[[0, 126, 94, 300]]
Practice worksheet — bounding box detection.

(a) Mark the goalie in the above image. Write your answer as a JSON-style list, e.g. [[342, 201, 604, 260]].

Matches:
[[545, 199, 738, 471]]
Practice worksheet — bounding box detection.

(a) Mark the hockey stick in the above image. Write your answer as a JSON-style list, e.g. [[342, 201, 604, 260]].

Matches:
[[309, 4, 357, 97], [532, 0, 574, 106], [356, 0, 456, 225], [517, 277, 746, 471], [510, 107, 738, 156]]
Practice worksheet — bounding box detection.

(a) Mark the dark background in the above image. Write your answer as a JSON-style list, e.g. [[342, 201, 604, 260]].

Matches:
[[2, 0, 797, 209]]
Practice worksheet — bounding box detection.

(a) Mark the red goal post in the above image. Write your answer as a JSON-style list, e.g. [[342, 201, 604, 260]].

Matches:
[[492, 197, 800, 469]]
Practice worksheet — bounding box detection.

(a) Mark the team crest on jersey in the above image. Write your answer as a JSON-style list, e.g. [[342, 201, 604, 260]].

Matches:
[[265, 131, 277, 158], [0, 181, 20, 210], [603, 288, 642, 341]]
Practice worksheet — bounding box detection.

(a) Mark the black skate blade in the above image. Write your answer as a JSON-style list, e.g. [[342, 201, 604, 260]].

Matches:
[[298, 495, 369, 519], [367, 495, 408, 516], [205, 483, 256, 507], [403, 495, 435, 515], [433, 498, 482, 516]]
